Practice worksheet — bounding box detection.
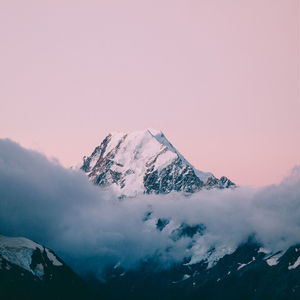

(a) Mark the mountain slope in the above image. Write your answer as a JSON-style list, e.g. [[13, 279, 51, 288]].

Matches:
[[97, 241, 300, 300], [0, 235, 96, 300], [75, 129, 235, 197]]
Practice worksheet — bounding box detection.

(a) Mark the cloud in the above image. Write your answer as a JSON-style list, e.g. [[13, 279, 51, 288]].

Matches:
[[0, 138, 300, 275]]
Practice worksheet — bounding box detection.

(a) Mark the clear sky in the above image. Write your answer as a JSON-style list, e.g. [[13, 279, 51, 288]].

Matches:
[[1, 0, 299, 186]]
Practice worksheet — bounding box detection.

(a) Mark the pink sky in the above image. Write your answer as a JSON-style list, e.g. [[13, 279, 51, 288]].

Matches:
[[1, 0, 299, 186]]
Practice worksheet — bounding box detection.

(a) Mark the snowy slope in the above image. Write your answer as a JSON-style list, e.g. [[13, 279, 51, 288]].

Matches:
[[0, 235, 95, 300], [75, 129, 235, 197], [0, 235, 62, 279], [101, 242, 300, 300]]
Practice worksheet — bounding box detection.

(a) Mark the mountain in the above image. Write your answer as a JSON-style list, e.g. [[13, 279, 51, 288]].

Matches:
[[99, 241, 300, 300], [75, 129, 235, 197], [0, 235, 97, 300], [86, 210, 300, 300]]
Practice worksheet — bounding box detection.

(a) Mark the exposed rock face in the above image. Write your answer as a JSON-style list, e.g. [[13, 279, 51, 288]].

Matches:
[[75, 129, 235, 197], [96, 242, 300, 300], [96, 211, 300, 299], [0, 235, 96, 300]]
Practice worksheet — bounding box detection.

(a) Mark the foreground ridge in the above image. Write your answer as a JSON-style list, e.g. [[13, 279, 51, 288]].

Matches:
[[0, 235, 94, 299]]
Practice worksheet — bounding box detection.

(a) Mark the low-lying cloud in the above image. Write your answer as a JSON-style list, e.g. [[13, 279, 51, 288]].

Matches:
[[0, 139, 300, 275]]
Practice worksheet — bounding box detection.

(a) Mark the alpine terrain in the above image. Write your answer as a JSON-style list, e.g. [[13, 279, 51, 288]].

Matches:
[[0, 235, 96, 300], [1, 133, 299, 300], [75, 129, 235, 197], [98, 239, 300, 300]]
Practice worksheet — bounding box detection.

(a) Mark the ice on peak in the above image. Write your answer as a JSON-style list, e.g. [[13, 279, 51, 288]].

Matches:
[[0, 235, 43, 251], [108, 129, 159, 140], [77, 129, 234, 196], [106, 129, 212, 182], [147, 128, 163, 137]]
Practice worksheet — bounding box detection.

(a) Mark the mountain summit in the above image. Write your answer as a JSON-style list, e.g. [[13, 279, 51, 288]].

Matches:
[[75, 129, 235, 197]]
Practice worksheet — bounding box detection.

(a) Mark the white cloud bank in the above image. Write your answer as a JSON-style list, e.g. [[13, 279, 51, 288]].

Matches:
[[0, 139, 299, 274]]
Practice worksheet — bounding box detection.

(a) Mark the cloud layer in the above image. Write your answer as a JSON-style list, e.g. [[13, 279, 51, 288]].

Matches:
[[0, 139, 300, 274]]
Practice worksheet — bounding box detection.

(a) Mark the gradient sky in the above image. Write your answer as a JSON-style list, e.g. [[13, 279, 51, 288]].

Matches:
[[1, 0, 299, 186]]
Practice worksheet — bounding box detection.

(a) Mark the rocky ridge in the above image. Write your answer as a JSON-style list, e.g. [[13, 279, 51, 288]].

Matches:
[[0, 235, 96, 300], [75, 129, 235, 197]]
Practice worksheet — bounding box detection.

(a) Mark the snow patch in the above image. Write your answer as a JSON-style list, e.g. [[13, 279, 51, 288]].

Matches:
[[266, 252, 283, 266], [258, 247, 270, 254], [0, 235, 43, 274], [288, 256, 300, 270], [188, 242, 235, 268], [34, 263, 45, 279], [182, 274, 191, 281], [0, 235, 62, 277], [113, 261, 121, 269], [45, 249, 63, 266], [0, 235, 43, 251], [237, 257, 255, 270]]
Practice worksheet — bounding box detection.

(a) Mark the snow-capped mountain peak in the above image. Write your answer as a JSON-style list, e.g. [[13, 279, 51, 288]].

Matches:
[[76, 129, 235, 197]]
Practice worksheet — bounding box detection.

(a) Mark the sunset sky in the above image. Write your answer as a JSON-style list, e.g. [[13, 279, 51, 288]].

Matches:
[[1, 0, 299, 186]]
